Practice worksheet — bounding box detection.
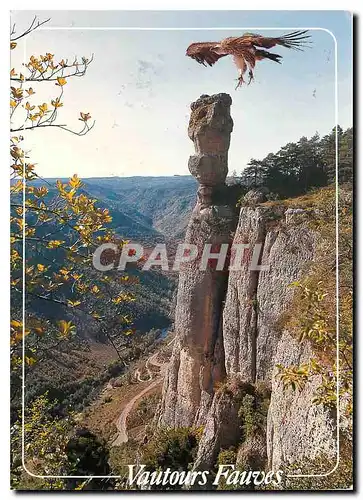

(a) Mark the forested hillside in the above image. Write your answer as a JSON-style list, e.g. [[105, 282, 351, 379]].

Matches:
[[239, 126, 353, 198], [83, 176, 198, 239]]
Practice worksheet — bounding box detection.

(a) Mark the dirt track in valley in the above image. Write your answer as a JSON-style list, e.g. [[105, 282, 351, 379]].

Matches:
[[111, 337, 175, 447]]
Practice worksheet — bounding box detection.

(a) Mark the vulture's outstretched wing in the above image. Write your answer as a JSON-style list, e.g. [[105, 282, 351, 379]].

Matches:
[[186, 42, 227, 67], [243, 30, 311, 51]]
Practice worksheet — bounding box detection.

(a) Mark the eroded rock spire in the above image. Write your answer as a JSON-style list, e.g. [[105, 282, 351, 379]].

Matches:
[[158, 94, 237, 428], [188, 93, 233, 209]]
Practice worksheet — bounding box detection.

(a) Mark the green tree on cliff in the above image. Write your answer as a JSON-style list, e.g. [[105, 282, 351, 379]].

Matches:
[[240, 127, 352, 199]]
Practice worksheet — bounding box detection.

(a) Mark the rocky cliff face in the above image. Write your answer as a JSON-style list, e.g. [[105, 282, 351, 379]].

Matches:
[[193, 386, 242, 473], [191, 205, 337, 474], [223, 205, 316, 382], [158, 93, 336, 476], [267, 331, 337, 471]]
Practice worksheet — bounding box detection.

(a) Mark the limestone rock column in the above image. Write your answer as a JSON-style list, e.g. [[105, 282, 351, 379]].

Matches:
[[158, 93, 237, 428]]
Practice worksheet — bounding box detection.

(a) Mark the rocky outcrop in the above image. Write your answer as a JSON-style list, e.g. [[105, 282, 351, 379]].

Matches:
[[267, 331, 337, 470], [237, 434, 267, 471], [193, 387, 242, 473], [158, 94, 237, 427], [223, 206, 315, 382]]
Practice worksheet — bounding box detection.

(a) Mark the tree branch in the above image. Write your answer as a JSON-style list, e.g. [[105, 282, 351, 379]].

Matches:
[[10, 16, 51, 42], [10, 121, 95, 136], [10, 57, 94, 83]]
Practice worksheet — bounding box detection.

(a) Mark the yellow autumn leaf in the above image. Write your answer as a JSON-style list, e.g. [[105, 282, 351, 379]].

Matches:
[[16, 218, 24, 230], [11, 320, 31, 345], [10, 42, 17, 50], [56, 180, 67, 194], [26, 88, 35, 96], [25, 356, 36, 366], [26, 163, 35, 173], [10, 100, 17, 108], [37, 263, 46, 272], [57, 320, 76, 337], [10, 320, 22, 329], [51, 98, 63, 108], [10, 68, 17, 77], [74, 481, 87, 491], [10, 146, 23, 159], [69, 174, 82, 189], [67, 300, 81, 308], [25, 102, 35, 111], [11, 87, 23, 99], [11, 181, 23, 194], [91, 285, 100, 294], [56, 77, 67, 86], [29, 113, 40, 122], [47, 240, 64, 248], [33, 186, 48, 197], [38, 103, 48, 116], [25, 227, 36, 238]]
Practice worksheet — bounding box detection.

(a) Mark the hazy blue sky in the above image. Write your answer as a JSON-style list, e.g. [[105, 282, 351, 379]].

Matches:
[[11, 10, 352, 178]]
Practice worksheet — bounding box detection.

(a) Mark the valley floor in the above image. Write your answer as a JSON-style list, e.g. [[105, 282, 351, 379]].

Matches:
[[80, 334, 175, 446]]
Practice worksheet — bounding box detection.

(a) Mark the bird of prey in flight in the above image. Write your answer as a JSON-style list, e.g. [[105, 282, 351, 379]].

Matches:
[[186, 31, 311, 89]]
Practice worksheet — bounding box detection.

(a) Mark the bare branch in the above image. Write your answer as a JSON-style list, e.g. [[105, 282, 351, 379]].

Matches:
[[10, 16, 50, 42]]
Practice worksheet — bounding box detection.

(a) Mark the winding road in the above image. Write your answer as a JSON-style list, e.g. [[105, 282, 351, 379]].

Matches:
[[111, 336, 175, 447]]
